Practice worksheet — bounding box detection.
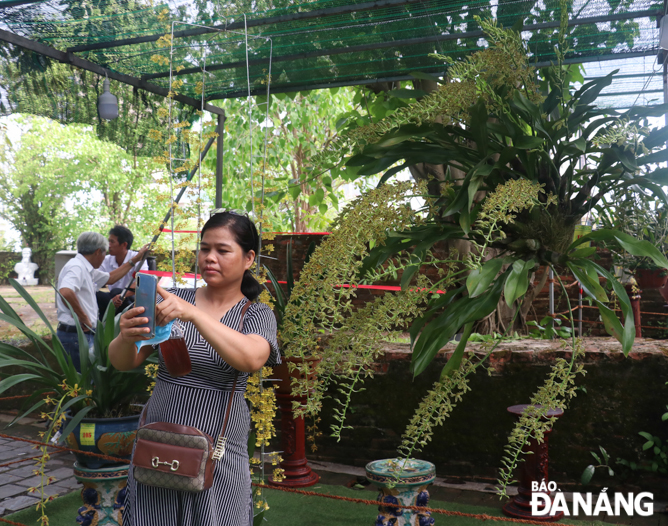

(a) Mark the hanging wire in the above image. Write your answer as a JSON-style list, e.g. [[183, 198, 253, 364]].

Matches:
[[168, 21, 177, 285], [193, 53, 207, 291], [244, 14, 255, 220], [257, 37, 273, 277]]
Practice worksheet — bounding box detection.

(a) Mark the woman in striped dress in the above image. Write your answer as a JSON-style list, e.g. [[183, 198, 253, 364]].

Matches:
[[109, 211, 279, 526]]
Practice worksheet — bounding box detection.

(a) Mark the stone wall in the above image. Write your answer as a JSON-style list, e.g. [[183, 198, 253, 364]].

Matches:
[[289, 338, 668, 493]]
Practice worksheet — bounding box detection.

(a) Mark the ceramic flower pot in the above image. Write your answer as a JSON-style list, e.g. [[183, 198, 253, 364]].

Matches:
[[635, 268, 668, 289], [65, 413, 141, 469]]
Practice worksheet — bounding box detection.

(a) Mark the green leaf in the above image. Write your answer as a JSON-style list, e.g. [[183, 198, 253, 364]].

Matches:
[[600, 446, 609, 463], [570, 228, 668, 269], [595, 302, 625, 347], [0, 373, 42, 395], [58, 405, 94, 443], [440, 322, 473, 378], [512, 136, 544, 149], [387, 89, 428, 99], [412, 274, 507, 376], [504, 259, 534, 306], [7, 399, 47, 428], [467, 258, 504, 298], [567, 261, 608, 302], [400, 265, 420, 291], [581, 465, 595, 485], [410, 71, 443, 83], [570, 247, 596, 258]]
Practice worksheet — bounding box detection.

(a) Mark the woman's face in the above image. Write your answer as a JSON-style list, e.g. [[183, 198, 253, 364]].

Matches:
[[198, 226, 254, 287]]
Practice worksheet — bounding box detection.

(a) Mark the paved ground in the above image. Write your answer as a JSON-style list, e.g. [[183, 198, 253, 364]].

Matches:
[[0, 413, 79, 516]]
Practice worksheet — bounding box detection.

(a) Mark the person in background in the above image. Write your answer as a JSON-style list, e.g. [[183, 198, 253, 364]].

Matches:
[[57, 232, 146, 372], [96, 225, 149, 318]]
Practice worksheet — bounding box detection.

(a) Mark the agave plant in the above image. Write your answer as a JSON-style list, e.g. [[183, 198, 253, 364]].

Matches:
[[0, 279, 149, 440]]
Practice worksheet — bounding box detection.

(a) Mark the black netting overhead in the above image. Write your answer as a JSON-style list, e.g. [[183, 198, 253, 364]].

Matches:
[[0, 0, 662, 113]]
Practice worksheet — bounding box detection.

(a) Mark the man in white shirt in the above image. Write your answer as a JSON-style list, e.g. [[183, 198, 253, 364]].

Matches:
[[96, 225, 149, 318], [57, 231, 146, 372]]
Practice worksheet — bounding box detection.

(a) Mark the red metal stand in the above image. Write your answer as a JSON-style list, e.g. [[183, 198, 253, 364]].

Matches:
[[502, 404, 564, 522], [268, 393, 319, 488]]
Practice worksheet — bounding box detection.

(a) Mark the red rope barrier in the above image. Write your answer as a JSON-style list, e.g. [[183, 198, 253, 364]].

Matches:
[[0, 392, 54, 402], [0, 433, 128, 464], [0, 450, 65, 469], [0, 517, 30, 526], [252, 483, 578, 526], [0, 433, 620, 526], [159, 228, 331, 235]]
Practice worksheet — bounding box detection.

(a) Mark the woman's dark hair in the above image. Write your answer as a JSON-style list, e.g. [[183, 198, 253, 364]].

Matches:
[[109, 225, 134, 250], [200, 212, 263, 300]]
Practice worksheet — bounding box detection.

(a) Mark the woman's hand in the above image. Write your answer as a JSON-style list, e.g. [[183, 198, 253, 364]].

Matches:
[[156, 286, 197, 326], [118, 306, 152, 344]]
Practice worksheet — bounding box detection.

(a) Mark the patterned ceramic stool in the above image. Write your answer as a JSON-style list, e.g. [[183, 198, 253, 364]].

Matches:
[[73, 462, 128, 526], [366, 458, 436, 526]]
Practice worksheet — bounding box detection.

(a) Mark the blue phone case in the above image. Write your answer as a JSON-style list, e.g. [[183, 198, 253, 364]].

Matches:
[[135, 273, 157, 339]]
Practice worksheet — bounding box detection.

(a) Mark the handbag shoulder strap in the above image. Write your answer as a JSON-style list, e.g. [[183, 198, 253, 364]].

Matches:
[[212, 300, 252, 460]]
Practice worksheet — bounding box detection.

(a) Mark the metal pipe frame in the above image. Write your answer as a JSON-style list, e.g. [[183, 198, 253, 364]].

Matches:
[[0, 28, 226, 116], [67, 0, 424, 53], [141, 9, 661, 81], [194, 50, 659, 99], [0, 0, 45, 7]]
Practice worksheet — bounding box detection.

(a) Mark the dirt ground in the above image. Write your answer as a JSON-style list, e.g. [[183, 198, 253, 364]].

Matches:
[[0, 285, 57, 341]]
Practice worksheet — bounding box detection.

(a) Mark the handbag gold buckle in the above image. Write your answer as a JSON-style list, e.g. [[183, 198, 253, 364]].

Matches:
[[151, 456, 180, 471], [212, 437, 227, 461]]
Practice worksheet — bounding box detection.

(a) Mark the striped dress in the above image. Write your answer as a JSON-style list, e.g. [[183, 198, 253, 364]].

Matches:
[[123, 289, 280, 526]]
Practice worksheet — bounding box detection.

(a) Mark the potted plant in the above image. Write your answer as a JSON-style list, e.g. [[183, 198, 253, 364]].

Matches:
[[0, 278, 150, 456], [279, 18, 668, 507], [596, 192, 668, 289], [0, 279, 151, 523], [0, 279, 152, 510]]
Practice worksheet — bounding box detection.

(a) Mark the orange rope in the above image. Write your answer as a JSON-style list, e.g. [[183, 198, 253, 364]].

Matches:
[[0, 517, 30, 526], [0, 433, 606, 526], [0, 392, 55, 402], [252, 483, 577, 526], [0, 433, 128, 464], [0, 450, 65, 468]]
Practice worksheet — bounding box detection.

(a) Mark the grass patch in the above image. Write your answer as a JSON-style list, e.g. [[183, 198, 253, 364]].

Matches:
[[8, 485, 617, 526]]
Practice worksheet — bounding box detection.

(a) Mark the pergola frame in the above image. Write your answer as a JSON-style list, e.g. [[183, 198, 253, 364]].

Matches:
[[0, 0, 663, 228]]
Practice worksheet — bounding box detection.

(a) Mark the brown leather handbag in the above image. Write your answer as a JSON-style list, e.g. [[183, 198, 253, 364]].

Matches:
[[131, 302, 250, 493]]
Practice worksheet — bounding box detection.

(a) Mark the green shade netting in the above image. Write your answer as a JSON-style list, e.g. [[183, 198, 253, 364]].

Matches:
[[0, 0, 661, 109]]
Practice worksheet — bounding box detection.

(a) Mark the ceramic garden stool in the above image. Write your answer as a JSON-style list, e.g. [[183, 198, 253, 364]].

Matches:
[[73, 462, 128, 526], [366, 458, 436, 526], [502, 404, 564, 522]]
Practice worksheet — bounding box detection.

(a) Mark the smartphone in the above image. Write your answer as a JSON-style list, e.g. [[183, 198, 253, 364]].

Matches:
[[135, 273, 157, 339]]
